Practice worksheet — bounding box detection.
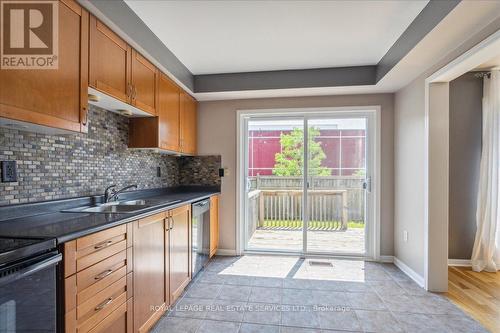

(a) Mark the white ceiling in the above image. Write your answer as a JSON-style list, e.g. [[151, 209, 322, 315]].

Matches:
[[125, 0, 428, 75], [190, 1, 500, 100]]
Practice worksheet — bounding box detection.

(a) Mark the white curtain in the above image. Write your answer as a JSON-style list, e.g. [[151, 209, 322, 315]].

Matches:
[[471, 70, 500, 272]]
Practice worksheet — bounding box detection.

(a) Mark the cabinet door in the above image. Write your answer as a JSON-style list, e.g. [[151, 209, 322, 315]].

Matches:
[[0, 0, 89, 133], [169, 205, 191, 304], [133, 213, 166, 333], [131, 50, 157, 115], [180, 92, 197, 155], [89, 15, 131, 103], [158, 74, 180, 151], [209, 195, 219, 258]]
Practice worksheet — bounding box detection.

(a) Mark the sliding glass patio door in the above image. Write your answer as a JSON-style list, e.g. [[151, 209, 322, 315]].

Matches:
[[245, 118, 304, 252], [305, 117, 368, 255], [242, 111, 374, 257]]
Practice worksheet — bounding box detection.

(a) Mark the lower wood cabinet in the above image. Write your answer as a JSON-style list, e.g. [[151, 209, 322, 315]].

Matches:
[[168, 205, 192, 304], [62, 202, 210, 332], [63, 224, 133, 333], [132, 212, 167, 333]]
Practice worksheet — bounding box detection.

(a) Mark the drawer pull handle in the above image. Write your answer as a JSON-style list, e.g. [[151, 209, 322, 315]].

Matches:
[[94, 269, 113, 280], [94, 240, 113, 250], [95, 297, 113, 311]]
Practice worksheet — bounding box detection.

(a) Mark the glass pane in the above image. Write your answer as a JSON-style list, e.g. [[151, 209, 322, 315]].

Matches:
[[306, 118, 366, 254], [245, 119, 304, 252]]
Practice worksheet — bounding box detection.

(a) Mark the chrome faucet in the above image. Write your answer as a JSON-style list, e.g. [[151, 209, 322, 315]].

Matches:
[[104, 184, 138, 203]]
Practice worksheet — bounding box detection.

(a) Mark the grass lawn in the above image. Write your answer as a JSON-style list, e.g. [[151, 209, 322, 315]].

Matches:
[[261, 220, 365, 229]]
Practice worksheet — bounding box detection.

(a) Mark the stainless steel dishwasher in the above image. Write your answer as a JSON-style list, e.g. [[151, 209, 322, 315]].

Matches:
[[191, 199, 210, 277]]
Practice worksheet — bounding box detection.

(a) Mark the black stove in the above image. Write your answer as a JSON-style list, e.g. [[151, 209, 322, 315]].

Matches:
[[0, 236, 60, 332], [0, 236, 56, 267]]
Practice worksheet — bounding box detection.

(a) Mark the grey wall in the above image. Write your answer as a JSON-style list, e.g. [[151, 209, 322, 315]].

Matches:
[[449, 72, 482, 260], [394, 16, 500, 278], [0, 105, 219, 206], [197, 93, 394, 255]]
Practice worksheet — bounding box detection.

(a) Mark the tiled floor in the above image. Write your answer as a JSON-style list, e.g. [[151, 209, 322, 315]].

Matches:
[[152, 256, 488, 333]]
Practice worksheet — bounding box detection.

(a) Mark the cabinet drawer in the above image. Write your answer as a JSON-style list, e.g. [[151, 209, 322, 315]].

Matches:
[[87, 298, 132, 333], [77, 225, 127, 252], [77, 250, 128, 304], [64, 225, 129, 277], [77, 276, 127, 332]]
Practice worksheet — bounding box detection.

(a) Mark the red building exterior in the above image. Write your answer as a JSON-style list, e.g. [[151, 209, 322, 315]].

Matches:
[[248, 129, 366, 176]]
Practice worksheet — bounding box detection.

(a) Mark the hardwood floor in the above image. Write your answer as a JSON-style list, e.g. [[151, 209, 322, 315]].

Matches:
[[445, 266, 500, 333]]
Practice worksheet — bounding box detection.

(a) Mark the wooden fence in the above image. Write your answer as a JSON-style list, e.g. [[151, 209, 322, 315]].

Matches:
[[249, 175, 365, 221]]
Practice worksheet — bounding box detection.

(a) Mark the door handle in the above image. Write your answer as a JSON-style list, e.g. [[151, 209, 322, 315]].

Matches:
[[94, 269, 113, 280], [94, 240, 113, 250], [363, 176, 372, 193], [95, 297, 113, 311]]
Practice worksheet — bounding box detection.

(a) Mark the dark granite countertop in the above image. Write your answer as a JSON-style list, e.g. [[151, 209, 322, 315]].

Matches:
[[0, 186, 219, 244]]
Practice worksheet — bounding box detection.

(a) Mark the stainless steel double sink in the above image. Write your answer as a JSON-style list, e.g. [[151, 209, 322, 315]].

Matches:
[[62, 199, 181, 214]]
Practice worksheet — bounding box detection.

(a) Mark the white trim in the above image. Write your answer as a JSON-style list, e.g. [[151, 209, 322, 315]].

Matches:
[[379, 255, 394, 263], [236, 105, 381, 260], [423, 27, 500, 292], [448, 259, 472, 267], [394, 257, 425, 287], [216, 248, 238, 256]]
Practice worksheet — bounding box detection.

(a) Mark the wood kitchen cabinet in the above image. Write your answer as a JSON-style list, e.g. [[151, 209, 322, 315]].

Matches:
[[180, 92, 198, 155], [63, 204, 193, 333], [63, 224, 133, 333], [209, 195, 220, 258], [130, 50, 157, 115], [89, 15, 131, 104], [128, 73, 180, 151], [129, 80, 198, 156], [133, 212, 167, 333], [89, 17, 156, 116], [0, 0, 89, 133], [169, 205, 191, 304], [158, 74, 181, 151]]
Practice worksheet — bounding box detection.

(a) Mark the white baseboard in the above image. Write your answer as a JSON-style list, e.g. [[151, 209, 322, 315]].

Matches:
[[394, 257, 425, 287], [448, 259, 471, 267], [216, 248, 237, 256], [379, 255, 394, 263]]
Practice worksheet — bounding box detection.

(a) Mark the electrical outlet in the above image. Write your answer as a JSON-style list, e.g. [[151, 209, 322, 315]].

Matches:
[[403, 230, 408, 242], [1, 161, 17, 182]]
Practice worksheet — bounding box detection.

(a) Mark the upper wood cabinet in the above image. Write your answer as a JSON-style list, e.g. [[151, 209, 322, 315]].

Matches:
[[209, 195, 220, 258], [133, 213, 166, 333], [89, 15, 131, 104], [89, 17, 156, 116], [129, 76, 198, 156], [169, 205, 191, 304], [130, 50, 157, 115], [0, 0, 89, 133], [158, 74, 181, 151], [180, 92, 197, 155]]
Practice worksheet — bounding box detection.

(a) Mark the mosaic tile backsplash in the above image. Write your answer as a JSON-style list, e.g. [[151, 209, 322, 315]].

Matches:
[[0, 105, 220, 206], [179, 155, 221, 186]]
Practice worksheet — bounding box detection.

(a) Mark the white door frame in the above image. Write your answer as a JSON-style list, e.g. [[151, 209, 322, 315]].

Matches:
[[236, 106, 381, 260], [423, 29, 500, 291]]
